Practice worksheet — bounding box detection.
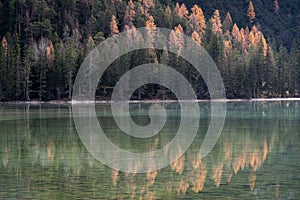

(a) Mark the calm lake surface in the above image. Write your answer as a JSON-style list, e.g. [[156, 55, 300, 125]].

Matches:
[[0, 101, 300, 199]]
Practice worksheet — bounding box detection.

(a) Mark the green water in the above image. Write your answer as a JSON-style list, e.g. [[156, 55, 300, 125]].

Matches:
[[0, 102, 300, 199]]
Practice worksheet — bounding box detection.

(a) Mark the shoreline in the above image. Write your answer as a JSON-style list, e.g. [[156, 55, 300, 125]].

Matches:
[[2, 98, 300, 105]]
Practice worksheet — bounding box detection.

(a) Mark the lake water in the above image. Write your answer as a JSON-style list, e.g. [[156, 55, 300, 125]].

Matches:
[[0, 101, 300, 199]]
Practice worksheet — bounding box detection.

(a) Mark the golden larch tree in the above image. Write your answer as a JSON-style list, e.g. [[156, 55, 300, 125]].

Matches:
[[223, 39, 232, 58], [169, 24, 184, 56], [189, 5, 206, 39], [191, 31, 201, 45], [223, 12, 233, 31], [225, 12, 232, 24], [124, 0, 136, 27], [110, 15, 119, 36], [247, 1, 256, 24], [261, 34, 268, 57], [240, 28, 247, 51], [145, 15, 157, 63], [210, 9, 223, 36], [45, 40, 54, 68], [178, 3, 189, 18], [1, 36, 8, 56], [274, 0, 279, 14], [232, 23, 240, 40], [142, 0, 154, 16], [165, 5, 172, 15]]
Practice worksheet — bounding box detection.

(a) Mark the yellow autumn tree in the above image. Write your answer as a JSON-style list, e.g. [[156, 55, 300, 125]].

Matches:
[[145, 15, 158, 63], [247, 1, 256, 24], [232, 23, 240, 40], [169, 24, 184, 56], [124, 0, 136, 27], [145, 15, 157, 45], [189, 5, 206, 40], [240, 28, 247, 51], [191, 31, 201, 45], [176, 3, 188, 18], [223, 39, 232, 58], [1, 36, 8, 57], [142, 0, 154, 16], [45, 40, 54, 67], [274, 0, 279, 14], [210, 9, 223, 36], [165, 5, 172, 15], [223, 12, 233, 31], [110, 15, 119, 36]]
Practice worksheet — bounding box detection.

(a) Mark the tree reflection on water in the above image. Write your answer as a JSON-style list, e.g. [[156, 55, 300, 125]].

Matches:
[[0, 102, 299, 199]]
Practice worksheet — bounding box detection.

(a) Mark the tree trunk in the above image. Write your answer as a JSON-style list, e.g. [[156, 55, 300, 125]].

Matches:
[[68, 70, 72, 99], [25, 75, 30, 101]]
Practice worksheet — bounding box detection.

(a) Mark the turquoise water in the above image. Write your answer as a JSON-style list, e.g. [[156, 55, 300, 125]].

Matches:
[[0, 102, 300, 199]]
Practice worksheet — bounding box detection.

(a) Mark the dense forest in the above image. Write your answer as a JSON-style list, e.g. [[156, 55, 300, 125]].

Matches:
[[0, 0, 300, 101]]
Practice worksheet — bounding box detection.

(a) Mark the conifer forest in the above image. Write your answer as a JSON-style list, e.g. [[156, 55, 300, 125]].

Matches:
[[0, 0, 300, 101]]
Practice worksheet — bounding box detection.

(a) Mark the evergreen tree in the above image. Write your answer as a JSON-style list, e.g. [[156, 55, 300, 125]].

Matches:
[[278, 45, 287, 97]]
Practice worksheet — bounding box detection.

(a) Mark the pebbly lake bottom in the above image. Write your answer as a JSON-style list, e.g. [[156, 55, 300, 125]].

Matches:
[[0, 101, 300, 199]]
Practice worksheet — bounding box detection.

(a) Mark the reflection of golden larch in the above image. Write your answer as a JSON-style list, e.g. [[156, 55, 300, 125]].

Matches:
[[177, 180, 189, 196], [88, 154, 94, 168], [140, 187, 155, 200], [241, 150, 246, 170], [153, 137, 159, 150], [139, 185, 146, 200], [112, 169, 119, 186], [130, 180, 137, 200], [166, 183, 172, 194], [224, 140, 232, 167], [191, 163, 207, 193], [144, 191, 155, 200], [250, 151, 261, 171], [147, 170, 157, 186], [2, 147, 10, 168], [249, 172, 256, 192], [275, 183, 280, 198], [232, 156, 242, 174], [171, 154, 185, 175], [227, 172, 233, 183], [192, 156, 201, 170], [47, 138, 55, 160], [262, 139, 268, 161], [269, 134, 275, 152], [212, 164, 223, 188]]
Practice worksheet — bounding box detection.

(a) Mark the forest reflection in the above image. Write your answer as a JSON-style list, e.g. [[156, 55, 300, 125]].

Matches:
[[0, 101, 299, 199]]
